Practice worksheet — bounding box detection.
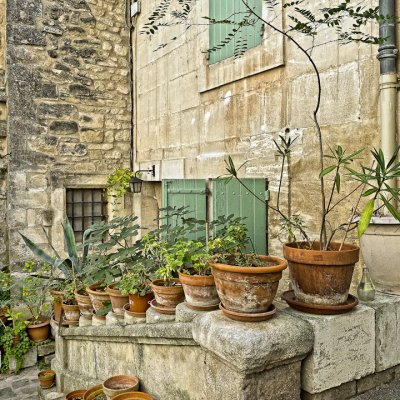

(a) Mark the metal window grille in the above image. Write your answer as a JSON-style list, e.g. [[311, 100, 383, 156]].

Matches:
[[66, 189, 107, 242]]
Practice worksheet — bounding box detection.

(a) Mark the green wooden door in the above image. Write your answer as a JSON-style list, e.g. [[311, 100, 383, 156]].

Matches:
[[212, 178, 268, 254], [162, 179, 207, 240], [209, 0, 263, 64]]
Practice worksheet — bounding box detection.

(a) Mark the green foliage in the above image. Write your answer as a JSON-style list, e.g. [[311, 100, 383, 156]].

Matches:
[[105, 166, 135, 201], [119, 262, 153, 296]]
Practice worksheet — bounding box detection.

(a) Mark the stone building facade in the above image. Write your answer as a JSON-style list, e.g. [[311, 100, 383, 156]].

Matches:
[[2, 0, 133, 266]]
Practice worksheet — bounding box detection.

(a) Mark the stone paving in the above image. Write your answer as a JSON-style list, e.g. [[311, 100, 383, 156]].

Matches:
[[0, 366, 40, 400], [352, 379, 400, 400]]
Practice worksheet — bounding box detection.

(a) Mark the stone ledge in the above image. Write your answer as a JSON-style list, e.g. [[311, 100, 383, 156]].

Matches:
[[192, 310, 314, 374]]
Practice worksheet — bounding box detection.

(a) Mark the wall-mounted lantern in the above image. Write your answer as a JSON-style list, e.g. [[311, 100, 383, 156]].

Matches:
[[129, 165, 156, 194]]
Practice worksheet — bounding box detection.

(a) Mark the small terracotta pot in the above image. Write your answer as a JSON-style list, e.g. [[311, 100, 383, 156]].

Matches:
[[113, 393, 154, 400], [151, 279, 184, 308], [27, 318, 50, 342], [210, 255, 287, 314], [62, 303, 80, 322], [86, 283, 111, 312], [178, 271, 219, 309], [66, 390, 86, 400], [128, 292, 154, 313], [84, 385, 103, 400], [38, 369, 56, 389], [75, 291, 94, 317], [283, 242, 360, 305], [50, 290, 64, 323], [107, 284, 129, 316], [102, 375, 140, 399]]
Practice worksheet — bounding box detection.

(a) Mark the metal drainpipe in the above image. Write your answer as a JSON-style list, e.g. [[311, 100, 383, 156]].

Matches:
[[378, 0, 398, 176]]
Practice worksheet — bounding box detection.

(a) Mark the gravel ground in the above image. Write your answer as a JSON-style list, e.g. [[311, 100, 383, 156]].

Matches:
[[352, 379, 400, 400]]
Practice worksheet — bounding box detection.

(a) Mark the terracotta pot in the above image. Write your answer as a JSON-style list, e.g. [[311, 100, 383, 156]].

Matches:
[[107, 284, 129, 316], [283, 241, 360, 305], [84, 385, 103, 400], [128, 292, 154, 313], [38, 369, 56, 389], [62, 303, 80, 322], [178, 271, 220, 309], [75, 291, 94, 317], [50, 290, 64, 323], [151, 279, 184, 308], [27, 318, 50, 342], [66, 390, 86, 400], [113, 393, 154, 400], [210, 255, 287, 314], [102, 375, 140, 399], [86, 283, 111, 312]]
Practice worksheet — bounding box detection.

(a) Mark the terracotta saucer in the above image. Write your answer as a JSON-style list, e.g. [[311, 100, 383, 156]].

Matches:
[[186, 302, 219, 312], [124, 303, 147, 318], [149, 299, 176, 315], [219, 303, 276, 322], [281, 290, 358, 315]]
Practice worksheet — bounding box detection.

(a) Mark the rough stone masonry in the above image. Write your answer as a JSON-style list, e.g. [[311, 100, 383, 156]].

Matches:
[[3, 0, 132, 267]]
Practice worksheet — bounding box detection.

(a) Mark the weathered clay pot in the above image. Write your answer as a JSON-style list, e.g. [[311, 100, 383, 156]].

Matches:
[[128, 292, 154, 313], [66, 390, 86, 400], [210, 255, 287, 314], [84, 385, 103, 400], [113, 393, 154, 400], [102, 375, 140, 400], [62, 303, 80, 322], [178, 271, 219, 309], [38, 369, 56, 389], [107, 284, 129, 316], [50, 290, 64, 323], [74, 291, 94, 317], [151, 279, 184, 308], [27, 318, 50, 342], [283, 242, 360, 305], [86, 283, 110, 312]]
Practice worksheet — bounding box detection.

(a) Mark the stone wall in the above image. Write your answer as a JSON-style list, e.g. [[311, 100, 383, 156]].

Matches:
[[5, 0, 132, 265], [133, 0, 397, 261]]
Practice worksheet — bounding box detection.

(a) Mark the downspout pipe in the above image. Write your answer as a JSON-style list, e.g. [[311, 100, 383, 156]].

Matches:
[[378, 0, 398, 173]]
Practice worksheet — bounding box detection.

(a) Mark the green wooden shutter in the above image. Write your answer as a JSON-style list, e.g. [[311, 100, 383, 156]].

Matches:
[[162, 179, 207, 240], [209, 0, 262, 64], [212, 178, 268, 254]]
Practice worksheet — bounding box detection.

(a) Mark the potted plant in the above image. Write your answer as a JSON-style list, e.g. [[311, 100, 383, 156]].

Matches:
[[74, 280, 93, 318], [107, 282, 129, 316], [62, 283, 80, 323], [102, 375, 140, 399], [83, 385, 104, 400], [119, 261, 154, 316], [38, 369, 56, 389], [143, 233, 184, 309], [0, 310, 31, 373], [176, 240, 220, 310]]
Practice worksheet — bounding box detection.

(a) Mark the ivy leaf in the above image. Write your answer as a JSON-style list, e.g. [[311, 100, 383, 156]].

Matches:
[[358, 199, 375, 238]]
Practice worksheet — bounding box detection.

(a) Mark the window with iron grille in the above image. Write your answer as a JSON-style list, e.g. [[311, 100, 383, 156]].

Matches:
[[66, 189, 107, 242]]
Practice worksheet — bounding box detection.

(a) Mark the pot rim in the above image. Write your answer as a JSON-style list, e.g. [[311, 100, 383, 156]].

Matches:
[[283, 241, 359, 266], [151, 278, 182, 288], [38, 369, 56, 378], [66, 389, 87, 399], [210, 255, 287, 274], [62, 303, 80, 310], [27, 318, 50, 328], [107, 284, 129, 298], [178, 270, 215, 286], [102, 375, 139, 390], [86, 283, 109, 296]]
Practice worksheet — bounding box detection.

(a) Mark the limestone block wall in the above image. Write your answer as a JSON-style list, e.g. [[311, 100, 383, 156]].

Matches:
[[133, 0, 398, 259], [5, 0, 132, 264]]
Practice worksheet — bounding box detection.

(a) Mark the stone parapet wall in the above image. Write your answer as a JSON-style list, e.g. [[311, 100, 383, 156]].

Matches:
[[5, 0, 132, 265]]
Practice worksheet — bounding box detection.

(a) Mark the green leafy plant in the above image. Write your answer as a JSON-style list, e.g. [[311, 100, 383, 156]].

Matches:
[[119, 261, 153, 296], [105, 166, 135, 200]]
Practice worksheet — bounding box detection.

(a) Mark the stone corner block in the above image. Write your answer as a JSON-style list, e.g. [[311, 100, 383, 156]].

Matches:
[[175, 302, 209, 323], [146, 307, 176, 324], [9, 347, 38, 371], [37, 341, 56, 357], [284, 304, 375, 394], [192, 310, 314, 374], [360, 293, 400, 372]]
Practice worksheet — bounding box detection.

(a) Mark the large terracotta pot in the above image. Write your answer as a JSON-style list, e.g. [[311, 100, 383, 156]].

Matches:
[[151, 279, 184, 308], [66, 390, 86, 400], [283, 241, 360, 305], [128, 292, 154, 313], [86, 283, 111, 312], [27, 318, 50, 342], [75, 291, 93, 317], [84, 385, 103, 400], [107, 284, 129, 316], [102, 375, 140, 399], [50, 290, 64, 323], [113, 393, 154, 400], [178, 271, 219, 309], [210, 255, 287, 314], [62, 304, 80, 322]]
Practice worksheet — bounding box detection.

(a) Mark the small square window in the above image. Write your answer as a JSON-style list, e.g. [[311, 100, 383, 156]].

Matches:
[[66, 188, 107, 242]]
